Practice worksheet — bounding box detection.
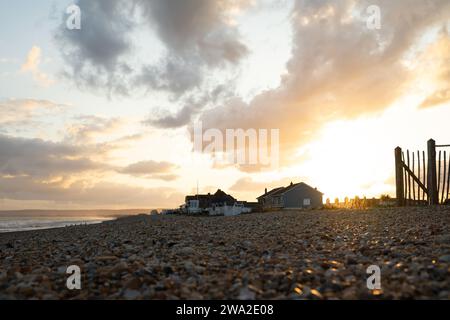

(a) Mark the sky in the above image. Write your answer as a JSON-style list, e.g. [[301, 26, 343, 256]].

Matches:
[[0, 0, 449, 210]]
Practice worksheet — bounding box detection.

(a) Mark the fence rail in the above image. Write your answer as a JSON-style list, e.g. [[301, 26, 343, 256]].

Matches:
[[395, 139, 450, 206]]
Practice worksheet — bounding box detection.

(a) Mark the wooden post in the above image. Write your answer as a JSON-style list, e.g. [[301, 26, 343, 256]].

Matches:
[[417, 151, 421, 202], [395, 147, 405, 206], [407, 150, 411, 203], [423, 150, 426, 201], [447, 152, 450, 202], [412, 151, 416, 203], [442, 151, 447, 203], [427, 139, 439, 205]]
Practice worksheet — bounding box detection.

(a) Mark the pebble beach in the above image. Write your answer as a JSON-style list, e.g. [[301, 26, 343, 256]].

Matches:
[[1, 207, 449, 300]]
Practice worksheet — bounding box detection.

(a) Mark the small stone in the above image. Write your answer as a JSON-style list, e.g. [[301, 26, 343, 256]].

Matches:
[[345, 256, 357, 265], [111, 261, 128, 273], [123, 289, 141, 300], [95, 255, 119, 261], [57, 266, 66, 274], [238, 287, 256, 300], [178, 247, 194, 255], [163, 266, 174, 275], [124, 278, 142, 290], [184, 261, 194, 272], [310, 289, 323, 299]]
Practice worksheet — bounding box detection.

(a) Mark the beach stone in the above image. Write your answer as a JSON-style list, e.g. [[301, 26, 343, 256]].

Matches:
[[95, 255, 119, 262], [123, 289, 141, 300], [124, 278, 142, 290], [0, 207, 449, 299], [178, 246, 194, 255], [111, 261, 128, 274], [57, 266, 66, 274], [238, 287, 256, 300]]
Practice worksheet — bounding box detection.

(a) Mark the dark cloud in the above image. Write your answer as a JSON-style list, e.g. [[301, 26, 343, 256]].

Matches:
[[0, 132, 175, 181], [134, 0, 249, 94], [138, 0, 248, 62], [56, 0, 136, 96], [143, 84, 231, 128], [144, 102, 201, 129], [56, 0, 249, 96], [0, 134, 180, 206], [143, 91, 216, 128], [0, 134, 105, 178]]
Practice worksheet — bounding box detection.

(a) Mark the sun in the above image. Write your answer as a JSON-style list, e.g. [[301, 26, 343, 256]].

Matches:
[[299, 117, 394, 202]]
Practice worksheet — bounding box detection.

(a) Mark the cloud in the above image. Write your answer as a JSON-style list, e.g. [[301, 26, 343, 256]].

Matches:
[[417, 28, 450, 109], [0, 57, 18, 64], [144, 102, 201, 129], [0, 98, 68, 128], [21, 46, 54, 86], [195, 0, 450, 171], [55, 0, 249, 96], [64, 115, 125, 144], [420, 89, 450, 108], [143, 88, 227, 128], [0, 134, 106, 179], [56, 0, 135, 96], [0, 176, 183, 208], [134, 0, 250, 94], [118, 160, 178, 180], [0, 133, 181, 207]]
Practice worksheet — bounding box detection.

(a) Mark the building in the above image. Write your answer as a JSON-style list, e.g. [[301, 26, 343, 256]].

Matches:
[[257, 182, 323, 210], [184, 189, 237, 214], [256, 187, 284, 208]]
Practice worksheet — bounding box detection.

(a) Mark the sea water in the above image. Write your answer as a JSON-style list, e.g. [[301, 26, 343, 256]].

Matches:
[[0, 216, 111, 233]]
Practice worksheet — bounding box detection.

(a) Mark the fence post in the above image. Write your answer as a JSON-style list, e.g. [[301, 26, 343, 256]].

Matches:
[[395, 147, 405, 206], [427, 139, 439, 205]]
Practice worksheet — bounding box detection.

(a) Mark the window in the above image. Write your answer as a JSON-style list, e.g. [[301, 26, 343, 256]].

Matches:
[[303, 198, 311, 206], [189, 200, 199, 208]]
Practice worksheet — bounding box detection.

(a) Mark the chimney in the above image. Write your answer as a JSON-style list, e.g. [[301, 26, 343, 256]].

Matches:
[[265, 188, 267, 194]]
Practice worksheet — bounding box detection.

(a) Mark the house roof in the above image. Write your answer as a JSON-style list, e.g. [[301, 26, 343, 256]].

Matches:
[[256, 187, 284, 199], [257, 182, 323, 199], [185, 189, 236, 203], [278, 182, 323, 195]]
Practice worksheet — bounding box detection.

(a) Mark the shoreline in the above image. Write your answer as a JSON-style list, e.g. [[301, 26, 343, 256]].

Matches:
[[0, 210, 152, 234], [0, 219, 109, 234], [0, 207, 449, 299]]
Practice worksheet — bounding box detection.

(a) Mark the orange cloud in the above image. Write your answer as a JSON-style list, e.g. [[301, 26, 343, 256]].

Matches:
[[21, 46, 54, 87]]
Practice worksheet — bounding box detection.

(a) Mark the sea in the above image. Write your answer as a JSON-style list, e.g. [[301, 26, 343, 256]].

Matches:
[[0, 209, 149, 233], [0, 216, 110, 233]]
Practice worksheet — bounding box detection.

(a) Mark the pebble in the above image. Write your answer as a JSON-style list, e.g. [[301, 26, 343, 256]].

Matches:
[[238, 287, 256, 300], [123, 289, 141, 300], [0, 207, 448, 299]]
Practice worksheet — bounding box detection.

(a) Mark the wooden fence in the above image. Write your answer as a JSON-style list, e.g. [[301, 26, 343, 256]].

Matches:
[[395, 139, 450, 206]]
